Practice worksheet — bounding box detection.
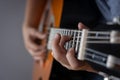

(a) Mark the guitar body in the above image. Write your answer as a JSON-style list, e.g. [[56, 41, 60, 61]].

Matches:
[[33, 52, 53, 80], [33, 0, 63, 80]]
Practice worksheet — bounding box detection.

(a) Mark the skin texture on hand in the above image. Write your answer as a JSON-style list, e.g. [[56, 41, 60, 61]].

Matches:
[[22, 0, 48, 65], [22, 26, 47, 62], [52, 22, 97, 73]]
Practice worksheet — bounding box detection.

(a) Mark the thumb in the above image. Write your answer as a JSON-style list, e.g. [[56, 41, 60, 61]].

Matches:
[[31, 29, 47, 39], [78, 22, 89, 30]]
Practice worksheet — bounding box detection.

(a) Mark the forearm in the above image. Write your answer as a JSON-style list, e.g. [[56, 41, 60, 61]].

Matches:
[[23, 0, 47, 29]]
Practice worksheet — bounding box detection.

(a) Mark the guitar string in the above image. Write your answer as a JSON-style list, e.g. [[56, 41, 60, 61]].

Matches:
[[50, 29, 111, 39], [48, 28, 120, 50], [50, 28, 111, 34], [49, 28, 120, 42], [49, 32, 111, 43], [51, 29, 119, 45], [48, 29, 120, 67], [81, 48, 120, 66]]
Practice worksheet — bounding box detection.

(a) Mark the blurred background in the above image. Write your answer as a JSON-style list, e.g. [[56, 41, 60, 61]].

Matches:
[[0, 0, 33, 80]]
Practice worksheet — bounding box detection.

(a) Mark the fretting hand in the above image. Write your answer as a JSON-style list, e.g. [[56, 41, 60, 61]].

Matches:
[[52, 22, 97, 72]]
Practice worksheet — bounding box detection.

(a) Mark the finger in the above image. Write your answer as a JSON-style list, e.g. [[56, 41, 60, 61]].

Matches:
[[30, 29, 47, 39], [34, 48, 47, 56], [59, 35, 71, 47], [66, 48, 86, 70], [78, 22, 89, 30], [25, 34, 41, 51], [52, 33, 63, 60], [28, 48, 46, 56], [52, 33, 61, 56], [31, 49, 47, 61], [33, 53, 46, 61], [52, 33, 69, 66], [27, 42, 45, 52]]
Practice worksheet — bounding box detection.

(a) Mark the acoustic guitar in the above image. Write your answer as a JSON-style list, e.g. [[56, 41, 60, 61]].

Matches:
[[33, 0, 120, 80], [33, 0, 63, 80]]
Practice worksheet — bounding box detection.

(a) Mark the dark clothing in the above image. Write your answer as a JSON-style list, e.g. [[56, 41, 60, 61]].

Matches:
[[50, 60, 104, 80], [96, 0, 120, 22], [60, 0, 101, 29], [50, 0, 104, 80]]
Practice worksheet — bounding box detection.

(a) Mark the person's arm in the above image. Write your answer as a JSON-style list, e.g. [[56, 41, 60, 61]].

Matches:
[[22, 0, 48, 62], [23, 0, 47, 28]]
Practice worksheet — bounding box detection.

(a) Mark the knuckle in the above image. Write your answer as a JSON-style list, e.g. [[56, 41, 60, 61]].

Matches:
[[59, 43, 63, 48], [66, 52, 72, 58], [52, 38, 55, 45], [54, 54, 61, 61], [33, 46, 39, 51], [71, 64, 79, 70], [66, 53, 70, 58]]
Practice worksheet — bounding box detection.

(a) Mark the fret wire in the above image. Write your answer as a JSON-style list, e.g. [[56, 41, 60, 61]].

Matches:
[[70, 30, 73, 48], [63, 29, 65, 35], [69, 30, 73, 49], [75, 31, 81, 52], [63, 29, 67, 49], [60, 29, 62, 35], [51, 28, 82, 33], [72, 31, 76, 48], [67, 29, 71, 50], [65, 29, 69, 49], [67, 30, 70, 49], [62, 29, 66, 49]]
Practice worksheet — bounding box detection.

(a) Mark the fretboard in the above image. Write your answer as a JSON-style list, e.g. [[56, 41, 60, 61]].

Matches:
[[47, 28, 120, 50], [47, 28, 120, 69]]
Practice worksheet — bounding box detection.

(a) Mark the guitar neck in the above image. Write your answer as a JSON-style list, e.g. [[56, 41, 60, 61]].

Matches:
[[48, 28, 120, 50], [47, 28, 120, 69]]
